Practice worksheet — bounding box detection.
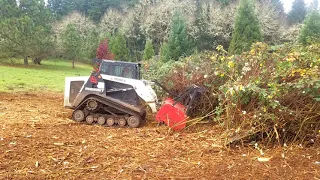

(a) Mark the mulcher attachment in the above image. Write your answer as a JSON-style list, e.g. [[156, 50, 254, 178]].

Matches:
[[156, 85, 205, 131]]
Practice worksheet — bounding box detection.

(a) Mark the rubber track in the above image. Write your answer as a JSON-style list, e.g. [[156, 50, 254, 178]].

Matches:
[[75, 95, 145, 121]]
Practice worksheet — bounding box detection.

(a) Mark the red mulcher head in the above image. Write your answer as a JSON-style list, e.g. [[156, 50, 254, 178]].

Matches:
[[156, 98, 187, 130], [155, 85, 205, 131]]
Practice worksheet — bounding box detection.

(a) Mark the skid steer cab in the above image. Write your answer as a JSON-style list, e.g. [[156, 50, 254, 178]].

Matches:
[[64, 59, 204, 130]]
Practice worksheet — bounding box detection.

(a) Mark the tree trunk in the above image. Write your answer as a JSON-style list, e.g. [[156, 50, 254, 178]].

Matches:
[[24, 56, 28, 65], [72, 61, 75, 68], [33, 58, 42, 65]]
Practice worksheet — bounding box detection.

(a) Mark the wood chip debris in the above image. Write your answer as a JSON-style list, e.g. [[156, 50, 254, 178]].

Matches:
[[257, 157, 271, 162], [54, 142, 64, 146]]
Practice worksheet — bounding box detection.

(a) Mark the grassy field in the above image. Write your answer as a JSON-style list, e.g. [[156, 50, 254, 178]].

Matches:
[[0, 59, 92, 92]]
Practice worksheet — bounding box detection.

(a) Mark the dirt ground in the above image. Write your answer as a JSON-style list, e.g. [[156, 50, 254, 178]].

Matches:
[[0, 92, 319, 180]]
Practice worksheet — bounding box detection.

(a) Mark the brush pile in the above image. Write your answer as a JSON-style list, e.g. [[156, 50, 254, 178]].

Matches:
[[143, 42, 320, 144]]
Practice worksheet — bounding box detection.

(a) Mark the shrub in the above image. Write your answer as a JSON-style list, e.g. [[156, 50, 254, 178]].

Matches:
[[96, 38, 114, 60]]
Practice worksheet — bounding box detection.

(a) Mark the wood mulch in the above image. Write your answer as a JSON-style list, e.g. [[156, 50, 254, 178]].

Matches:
[[0, 92, 319, 179]]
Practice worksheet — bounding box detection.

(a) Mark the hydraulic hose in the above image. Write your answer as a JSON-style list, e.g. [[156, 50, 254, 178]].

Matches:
[[152, 80, 178, 98]]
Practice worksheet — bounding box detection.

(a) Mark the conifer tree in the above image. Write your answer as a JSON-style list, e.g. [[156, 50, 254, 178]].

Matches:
[[288, 0, 307, 25], [194, 0, 215, 51], [143, 39, 155, 60], [160, 42, 170, 62], [299, 10, 320, 44], [0, 0, 18, 18], [167, 11, 191, 61], [0, 0, 53, 65], [229, 0, 262, 54], [0, 0, 19, 58], [110, 34, 130, 61]]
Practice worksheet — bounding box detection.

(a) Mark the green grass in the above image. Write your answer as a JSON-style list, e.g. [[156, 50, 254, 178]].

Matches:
[[0, 59, 92, 92]]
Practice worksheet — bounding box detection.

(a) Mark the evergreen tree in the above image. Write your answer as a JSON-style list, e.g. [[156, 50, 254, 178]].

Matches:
[[143, 39, 155, 60], [160, 42, 170, 62], [194, 1, 215, 51], [48, 0, 135, 22], [72, 0, 138, 22], [125, 6, 146, 62], [62, 24, 81, 68], [229, 0, 262, 54], [81, 0, 107, 22], [20, 0, 54, 64], [0, 0, 18, 18], [0, 0, 53, 65], [299, 10, 320, 44], [167, 11, 191, 61], [288, 0, 307, 25], [0, 0, 19, 58], [110, 34, 130, 61], [47, 0, 77, 19]]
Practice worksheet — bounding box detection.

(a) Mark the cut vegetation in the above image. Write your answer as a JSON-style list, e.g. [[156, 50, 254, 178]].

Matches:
[[0, 0, 320, 179]]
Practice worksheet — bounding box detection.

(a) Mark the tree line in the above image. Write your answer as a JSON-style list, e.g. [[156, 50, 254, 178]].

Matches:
[[0, 0, 319, 65], [48, 0, 140, 22]]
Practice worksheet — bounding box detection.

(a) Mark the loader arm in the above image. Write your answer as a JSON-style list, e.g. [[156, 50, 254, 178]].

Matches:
[[100, 74, 158, 113]]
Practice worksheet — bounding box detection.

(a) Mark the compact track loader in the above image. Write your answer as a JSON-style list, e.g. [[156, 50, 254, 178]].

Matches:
[[64, 59, 204, 130]]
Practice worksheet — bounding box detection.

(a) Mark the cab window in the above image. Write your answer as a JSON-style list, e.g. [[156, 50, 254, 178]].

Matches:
[[99, 61, 136, 79]]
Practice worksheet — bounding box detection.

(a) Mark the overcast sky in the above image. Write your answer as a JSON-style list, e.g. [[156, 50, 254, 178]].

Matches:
[[282, 0, 316, 12]]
